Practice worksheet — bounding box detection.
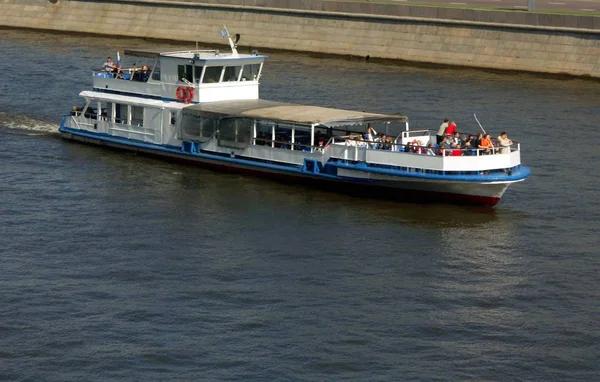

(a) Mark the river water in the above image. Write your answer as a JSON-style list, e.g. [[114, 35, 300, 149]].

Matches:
[[1, 28, 599, 380]]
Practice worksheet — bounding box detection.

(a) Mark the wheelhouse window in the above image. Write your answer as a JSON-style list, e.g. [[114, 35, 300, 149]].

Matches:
[[241, 64, 261, 81], [178, 64, 193, 82], [194, 66, 204, 83], [202, 66, 223, 83], [223, 66, 242, 82]]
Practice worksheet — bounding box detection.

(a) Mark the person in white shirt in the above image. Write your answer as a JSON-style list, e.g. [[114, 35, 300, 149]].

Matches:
[[497, 131, 513, 154], [103, 56, 117, 72], [437, 119, 449, 144]]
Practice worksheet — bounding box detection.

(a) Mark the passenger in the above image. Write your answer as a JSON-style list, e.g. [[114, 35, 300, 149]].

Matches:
[[451, 143, 462, 156], [444, 121, 457, 136], [497, 131, 513, 154], [382, 136, 393, 150], [140, 66, 150, 81], [462, 135, 474, 155], [364, 126, 378, 148], [453, 132, 462, 146], [70, 105, 82, 116], [472, 133, 482, 154], [426, 143, 436, 156], [315, 139, 325, 152], [478, 133, 494, 154], [356, 135, 367, 148], [437, 119, 449, 144], [103, 56, 117, 74], [440, 136, 452, 156], [376, 133, 386, 149]]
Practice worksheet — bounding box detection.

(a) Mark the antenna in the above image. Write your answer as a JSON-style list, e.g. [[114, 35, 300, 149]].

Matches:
[[221, 26, 239, 57], [473, 113, 486, 134]]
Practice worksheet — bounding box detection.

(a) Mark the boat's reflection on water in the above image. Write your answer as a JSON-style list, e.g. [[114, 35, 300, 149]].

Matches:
[[173, 164, 527, 230]]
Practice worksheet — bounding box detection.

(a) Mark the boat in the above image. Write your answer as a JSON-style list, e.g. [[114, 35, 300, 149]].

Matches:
[[59, 28, 530, 206]]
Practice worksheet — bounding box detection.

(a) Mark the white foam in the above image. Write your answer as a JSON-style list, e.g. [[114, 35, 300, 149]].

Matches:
[[0, 113, 60, 135]]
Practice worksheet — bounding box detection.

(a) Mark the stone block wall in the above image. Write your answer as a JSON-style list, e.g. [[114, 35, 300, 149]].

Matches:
[[0, 0, 598, 78]]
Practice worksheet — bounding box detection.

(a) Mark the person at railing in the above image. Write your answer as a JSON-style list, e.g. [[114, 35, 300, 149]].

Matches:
[[472, 133, 482, 153], [444, 120, 457, 136], [452, 132, 462, 146], [462, 135, 474, 155], [365, 125, 379, 148], [478, 133, 494, 154], [496, 131, 513, 154], [437, 119, 449, 144], [103, 56, 117, 75], [450, 142, 462, 156], [140, 65, 150, 82], [382, 136, 393, 150], [426, 143, 436, 156], [316, 138, 325, 153]]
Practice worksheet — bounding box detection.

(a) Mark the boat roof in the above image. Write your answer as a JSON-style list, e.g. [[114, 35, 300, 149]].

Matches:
[[123, 49, 266, 60], [186, 99, 407, 127]]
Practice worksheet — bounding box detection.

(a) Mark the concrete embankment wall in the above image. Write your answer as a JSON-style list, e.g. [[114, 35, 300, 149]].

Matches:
[[1, 0, 599, 78]]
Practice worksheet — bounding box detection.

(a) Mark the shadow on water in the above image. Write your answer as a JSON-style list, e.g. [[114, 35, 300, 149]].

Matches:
[[58, 137, 528, 231]]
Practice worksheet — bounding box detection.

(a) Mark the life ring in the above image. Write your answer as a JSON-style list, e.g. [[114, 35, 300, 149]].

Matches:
[[176, 86, 194, 103], [185, 87, 194, 104], [176, 86, 187, 102]]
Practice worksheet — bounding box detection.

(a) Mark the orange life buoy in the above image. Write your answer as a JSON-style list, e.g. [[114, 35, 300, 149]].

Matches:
[[185, 87, 195, 104], [176, 86, 186, 102]]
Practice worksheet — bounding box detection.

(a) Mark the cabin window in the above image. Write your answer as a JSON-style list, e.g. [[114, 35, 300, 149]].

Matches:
[[180, 112, 216, 140], [223, 66, 241, 82], [131, 105, 144, 126], [178, 64, 193, 83], [116, 104, 128, 124], [194, 66, 204, 82], [218, 118, 252, 149], [241, 64, 261, 81], [202, 66, 222, 83], [255, 121, 274, 146]]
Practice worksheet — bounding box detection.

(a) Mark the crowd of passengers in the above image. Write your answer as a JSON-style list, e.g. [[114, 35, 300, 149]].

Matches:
[[346, 121, 514, 156]]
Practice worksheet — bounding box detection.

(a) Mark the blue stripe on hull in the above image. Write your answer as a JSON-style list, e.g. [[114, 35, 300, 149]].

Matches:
[[57, 125, 514, 206]]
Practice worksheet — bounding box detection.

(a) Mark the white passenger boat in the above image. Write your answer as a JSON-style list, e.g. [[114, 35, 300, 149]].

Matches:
[[59, 28, 530, 206]]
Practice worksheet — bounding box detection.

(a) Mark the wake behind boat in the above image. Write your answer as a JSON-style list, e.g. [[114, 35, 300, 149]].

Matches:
[[59, 28, 530, 206]]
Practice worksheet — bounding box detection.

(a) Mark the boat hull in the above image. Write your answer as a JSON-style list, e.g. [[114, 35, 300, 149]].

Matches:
[[59, 127, 517, 206]]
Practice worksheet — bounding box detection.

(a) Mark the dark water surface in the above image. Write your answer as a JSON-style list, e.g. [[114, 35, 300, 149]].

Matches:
[[1, 29, 599, 380]]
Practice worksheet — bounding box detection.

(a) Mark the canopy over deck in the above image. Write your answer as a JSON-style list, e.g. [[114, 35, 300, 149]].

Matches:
[[186, 99, 407, 127]]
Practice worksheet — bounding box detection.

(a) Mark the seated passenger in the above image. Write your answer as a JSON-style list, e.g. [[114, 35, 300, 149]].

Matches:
[[382, 136, 393, 150], [496, 131, 513, 154], [451, 143, 462, 156], [453, 132, 462, 145], [426, 143, 436, 156]]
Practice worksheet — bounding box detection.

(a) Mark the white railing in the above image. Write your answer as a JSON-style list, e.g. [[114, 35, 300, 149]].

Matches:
[[326, 136, 522, 172]]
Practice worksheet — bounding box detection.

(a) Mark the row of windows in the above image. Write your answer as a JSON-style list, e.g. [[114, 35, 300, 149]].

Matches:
[[81, 101, 159, 127], [177, 63, 261, 84]]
